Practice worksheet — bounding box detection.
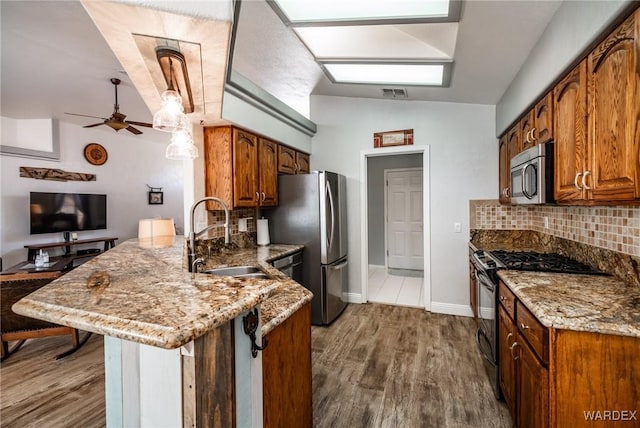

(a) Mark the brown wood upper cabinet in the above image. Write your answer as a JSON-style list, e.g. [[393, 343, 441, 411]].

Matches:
[[554, 10, 640, 204], [258, 138, 278, 207], [521, 93, 554, 151], [498, 124, 521, 204], [554, 61, 588, 203], [204, 126, 278, 209], [498, 135, 510, 203], [586, 10, 640, 202], [278, 145, 310, 175]]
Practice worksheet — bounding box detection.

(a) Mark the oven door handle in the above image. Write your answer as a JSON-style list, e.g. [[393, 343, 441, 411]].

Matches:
[[476, 270, 495, 292], [475, 329, 496, 367]]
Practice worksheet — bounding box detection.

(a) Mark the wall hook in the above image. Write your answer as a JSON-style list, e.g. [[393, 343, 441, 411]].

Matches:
[[242, 308, 268, 358]]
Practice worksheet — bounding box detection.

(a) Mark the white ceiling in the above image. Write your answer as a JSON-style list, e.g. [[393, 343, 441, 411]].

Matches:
[[1, 0, 562, 132]]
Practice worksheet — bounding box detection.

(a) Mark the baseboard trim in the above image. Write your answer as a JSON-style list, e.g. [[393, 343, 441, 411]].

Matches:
[[430, 302, 473, 317], [343, 293, 364, 304], [368, 264, 385, 270]]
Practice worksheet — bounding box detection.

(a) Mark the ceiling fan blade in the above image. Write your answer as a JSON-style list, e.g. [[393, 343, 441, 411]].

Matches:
[[65, 112, 108, 120], [126, 120, 153, 128], [83, 123, 105, 128], [126, 126, 142, 135]]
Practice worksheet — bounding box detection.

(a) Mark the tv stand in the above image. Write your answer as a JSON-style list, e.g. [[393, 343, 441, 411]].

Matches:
[[24, 237, 118, 261]]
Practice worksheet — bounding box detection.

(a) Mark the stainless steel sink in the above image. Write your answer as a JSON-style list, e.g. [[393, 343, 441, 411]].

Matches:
[[203, 266, 270, 279]]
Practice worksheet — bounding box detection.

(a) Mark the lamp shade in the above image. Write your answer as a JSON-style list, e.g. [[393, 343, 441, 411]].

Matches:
[[138, 218, 176, 248]]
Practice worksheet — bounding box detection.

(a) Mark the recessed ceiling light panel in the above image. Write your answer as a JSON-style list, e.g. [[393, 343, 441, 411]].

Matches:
[[268, 0, 460, 26], [323, 63, 448, 86]]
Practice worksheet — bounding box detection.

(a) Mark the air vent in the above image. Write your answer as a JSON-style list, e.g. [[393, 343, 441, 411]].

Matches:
[[381, 88, 408, 98]]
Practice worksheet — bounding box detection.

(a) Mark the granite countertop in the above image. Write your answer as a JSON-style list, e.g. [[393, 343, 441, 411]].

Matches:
[[198, 243, 312, 336], [12, 237, 312, 348], [498, 270, 640, 338]]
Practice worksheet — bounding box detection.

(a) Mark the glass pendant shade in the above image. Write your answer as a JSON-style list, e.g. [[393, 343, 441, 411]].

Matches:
[[153, 89, 186, 132], [166, 125, 198, 160]]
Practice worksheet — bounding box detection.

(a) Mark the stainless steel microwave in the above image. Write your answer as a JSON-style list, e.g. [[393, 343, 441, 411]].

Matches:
[[510, 141, 554, 204]]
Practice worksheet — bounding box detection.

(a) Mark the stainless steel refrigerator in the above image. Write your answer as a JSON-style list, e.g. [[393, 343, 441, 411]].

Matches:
[[263, 171, 348, 325]]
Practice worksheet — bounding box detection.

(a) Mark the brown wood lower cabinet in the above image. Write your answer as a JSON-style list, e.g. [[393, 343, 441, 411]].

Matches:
[[262, 303, 312, 428], [498, 280, 640, 428]]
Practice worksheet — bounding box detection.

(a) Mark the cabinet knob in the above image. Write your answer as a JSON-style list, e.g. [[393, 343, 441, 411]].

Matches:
[[500, 295, 506, 301], [294, 163, 299, 173], [582, 170, 591, 190], [255, 192, 260, 202], [574, 172, 583, 191], [531, 127, 537, 141], [520, 323, 529, 330], [261, 192, 266, 202]]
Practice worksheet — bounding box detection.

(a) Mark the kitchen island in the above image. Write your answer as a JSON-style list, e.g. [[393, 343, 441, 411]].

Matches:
[[12, 237, 313, 428]]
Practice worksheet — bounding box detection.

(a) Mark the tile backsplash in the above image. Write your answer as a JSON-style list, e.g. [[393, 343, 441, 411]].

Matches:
[[470, 200, 640, 257], [206, 208, 257, 238]]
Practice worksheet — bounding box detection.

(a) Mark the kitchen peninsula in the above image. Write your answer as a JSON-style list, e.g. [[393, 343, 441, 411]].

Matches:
[[12, 237, 313, 428]]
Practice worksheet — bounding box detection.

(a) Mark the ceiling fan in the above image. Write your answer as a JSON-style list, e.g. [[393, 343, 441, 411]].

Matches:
[[65, 78, 152, 135]]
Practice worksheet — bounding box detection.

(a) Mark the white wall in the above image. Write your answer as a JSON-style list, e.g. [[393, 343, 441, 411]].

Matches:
[[222, 91, 312, 153], [310, 95, 496, 311], [496, 0, 632, 135], [0, 121, 184, 268]]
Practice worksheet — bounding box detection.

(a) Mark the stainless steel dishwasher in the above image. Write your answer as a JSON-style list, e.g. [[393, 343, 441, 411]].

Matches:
[[271, 251, 303, 283]]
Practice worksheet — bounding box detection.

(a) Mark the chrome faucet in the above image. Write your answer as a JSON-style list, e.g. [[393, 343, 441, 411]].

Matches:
[[188, 196, 230, 272]]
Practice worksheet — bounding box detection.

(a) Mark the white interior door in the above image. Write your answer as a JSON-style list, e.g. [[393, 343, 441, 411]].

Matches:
[[385, 168, 424, 270]]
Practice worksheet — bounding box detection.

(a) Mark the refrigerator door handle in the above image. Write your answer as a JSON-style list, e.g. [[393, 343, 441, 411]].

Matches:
[[330, 260, 348, 270], [326, 180, 336, 253]]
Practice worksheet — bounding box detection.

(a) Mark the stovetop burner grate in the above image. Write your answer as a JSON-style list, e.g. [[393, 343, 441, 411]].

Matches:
[[488, 251, 606, 275]]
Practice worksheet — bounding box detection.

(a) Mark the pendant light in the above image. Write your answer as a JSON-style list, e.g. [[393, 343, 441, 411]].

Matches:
[[165, 115, 199, 160], [153, 57, 187, 133]]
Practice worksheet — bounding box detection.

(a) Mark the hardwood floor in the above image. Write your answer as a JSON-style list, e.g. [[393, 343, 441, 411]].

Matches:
[[0, 333, 105, 427], [312, 303, 511, 428], [1, 304, 510, 428]]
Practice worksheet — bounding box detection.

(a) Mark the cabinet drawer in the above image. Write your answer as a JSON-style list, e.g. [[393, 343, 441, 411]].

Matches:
[[516, 301, 548, 365], [498, 281, 516, 319]]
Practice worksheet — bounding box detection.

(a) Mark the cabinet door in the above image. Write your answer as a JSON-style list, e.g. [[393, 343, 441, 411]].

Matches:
[[498, 306, 517, 424], [507, 123, 522, 161], [517, 336, 549, 428], [278, 145, 297, 175], [554, 61, 588, 203], [263, 304, 312, 428], [232, 128, 259, 207], [533, 92, 554, 145], [587, 11, 640, 201], [520, 112, 535, 151], [469, 261, 478, 319], [258, 138, 278, 207], [498, 135, 510, 203], [204, 126, 234, 209], [296, 152, 310, 174]]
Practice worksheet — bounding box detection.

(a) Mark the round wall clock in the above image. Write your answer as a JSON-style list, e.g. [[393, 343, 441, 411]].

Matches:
[[84, 143, 108, 165]]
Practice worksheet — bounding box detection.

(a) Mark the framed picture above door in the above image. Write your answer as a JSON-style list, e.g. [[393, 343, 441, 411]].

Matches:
[[374, 129, 414, 148]]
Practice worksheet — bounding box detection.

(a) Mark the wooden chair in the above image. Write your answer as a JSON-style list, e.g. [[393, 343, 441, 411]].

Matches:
[[0, 271, 91, 361]]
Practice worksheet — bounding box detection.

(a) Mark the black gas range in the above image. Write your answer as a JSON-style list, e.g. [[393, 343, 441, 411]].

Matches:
[[471, 249, 605, 399], [472, 249, 605, 281]]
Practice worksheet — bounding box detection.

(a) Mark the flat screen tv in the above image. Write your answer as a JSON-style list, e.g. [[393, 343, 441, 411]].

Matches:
[[30, 192, 107, 235]]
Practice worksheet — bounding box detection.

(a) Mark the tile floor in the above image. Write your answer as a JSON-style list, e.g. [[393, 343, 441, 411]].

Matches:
[[368, 265, 424, 308]]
